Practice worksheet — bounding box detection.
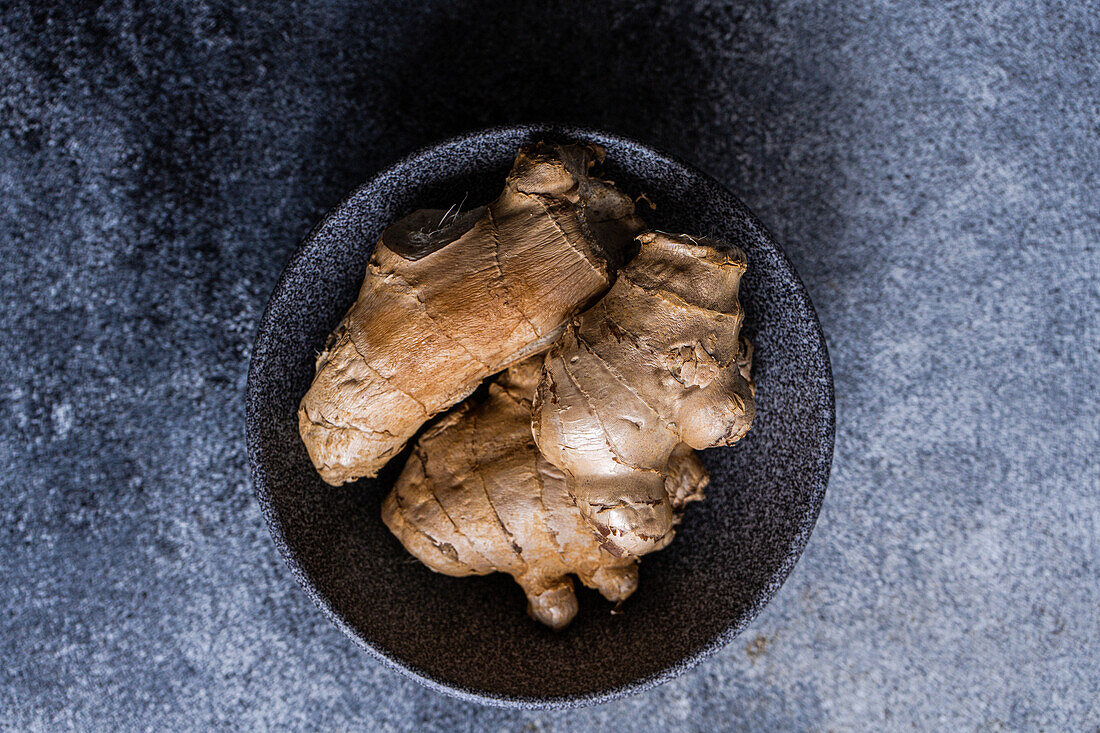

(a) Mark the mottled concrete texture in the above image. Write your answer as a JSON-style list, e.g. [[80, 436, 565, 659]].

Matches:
[[1, 1, 1096, 730]]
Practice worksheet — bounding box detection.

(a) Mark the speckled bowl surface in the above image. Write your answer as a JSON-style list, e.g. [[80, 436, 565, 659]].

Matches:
[[246, 124, 834, 708]]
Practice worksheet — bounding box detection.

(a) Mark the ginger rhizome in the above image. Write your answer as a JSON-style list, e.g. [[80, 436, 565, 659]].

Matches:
[[382, 357, 708, 630], [298, 143, 643, 484], [533, 232, 756, 558], [297, 141, 759, 628]]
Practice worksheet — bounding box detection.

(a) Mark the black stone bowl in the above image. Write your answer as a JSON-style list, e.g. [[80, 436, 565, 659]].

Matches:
[[246, 124, 834, 707]]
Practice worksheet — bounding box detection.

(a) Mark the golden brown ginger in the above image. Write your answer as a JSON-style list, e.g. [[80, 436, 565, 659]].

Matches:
[[382, 357, 707, 630], [299, 143, 643, 484], [533, 232, 756, 558]]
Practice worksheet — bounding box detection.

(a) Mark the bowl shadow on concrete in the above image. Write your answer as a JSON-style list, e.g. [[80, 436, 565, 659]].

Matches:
[[302, 1, 854, 285]]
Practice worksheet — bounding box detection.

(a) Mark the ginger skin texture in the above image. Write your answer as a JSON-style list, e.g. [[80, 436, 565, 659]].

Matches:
[[382, 357, 708, 630], [299, 143, 643, 485], [533, 232, 756, 558]]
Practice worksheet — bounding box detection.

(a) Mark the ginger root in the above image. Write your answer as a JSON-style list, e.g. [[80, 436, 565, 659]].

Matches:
[[382, 357, 707, 630], [299, 143, 643, 484], [532, 232, 756, 557], [297, 142, 760, 629]]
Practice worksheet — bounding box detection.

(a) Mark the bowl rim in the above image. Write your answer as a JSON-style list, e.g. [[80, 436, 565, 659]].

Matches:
[[246, 123, 835, 709]]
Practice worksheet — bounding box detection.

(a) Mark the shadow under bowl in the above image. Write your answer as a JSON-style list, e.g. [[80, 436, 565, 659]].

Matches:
[[246, 124, 834, 708]]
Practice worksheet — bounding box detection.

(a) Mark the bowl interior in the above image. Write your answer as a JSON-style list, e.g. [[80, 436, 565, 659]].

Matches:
[[246, 125, 833, 706]]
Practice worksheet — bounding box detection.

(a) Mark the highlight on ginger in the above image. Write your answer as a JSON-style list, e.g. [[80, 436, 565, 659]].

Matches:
[[297, 141, 756, 628], [298, 142, 643, 485], [381, 357, 707, 630]]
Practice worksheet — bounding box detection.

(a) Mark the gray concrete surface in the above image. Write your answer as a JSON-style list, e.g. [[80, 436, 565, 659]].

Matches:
[[1, 1, 1097, 729]]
